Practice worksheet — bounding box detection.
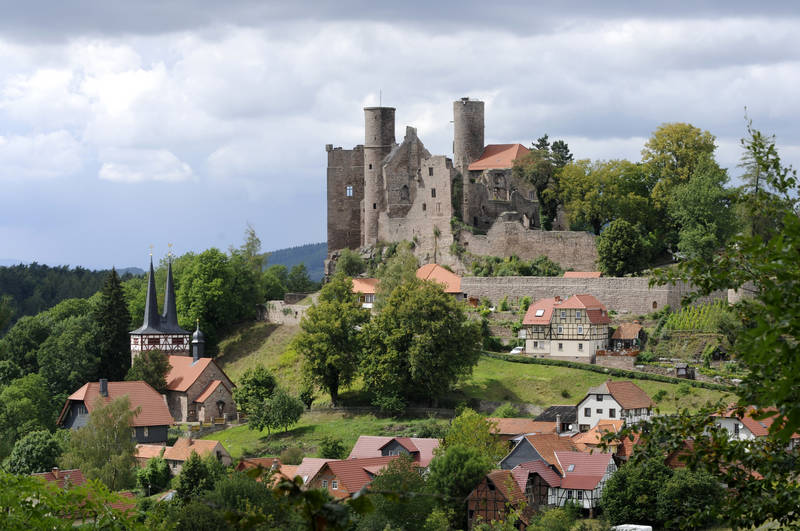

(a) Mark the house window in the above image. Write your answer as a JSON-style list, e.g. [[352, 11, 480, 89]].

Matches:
[[557, 326, 563, 334], [173, 337, 184, 345], [558, 343, 563, 351], [577, 326, 583, 335], [584, 408, 591, 417], [428, 167, 434, 176], [567, 490, 573, 499], [577, 490, 583, 500], [533, 341, 538, 348], [143, 427, 149, 437], [346, 185, 353, 197], [578, 343, 583, 351], [609, 409, 616, 418], [576, 311, 582, 320], [652, 301, 658, 309], [529, 190, 535, 201], [596, 394, 603, 401], [431, 188, 436, 198], [734, 423, 740, 436], [560, 310, 566, 319], [488, 482, 495, 491], [332, 480, 338, 490], [322, 480, 328, 488], [131, 428, 136, 438], [535, 309, 545, 317], [148, 337, 160, 345]]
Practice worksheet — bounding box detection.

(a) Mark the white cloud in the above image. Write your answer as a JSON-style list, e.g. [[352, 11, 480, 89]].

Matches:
[[98, 148, 193, 182], [0, 130, 82, 179]]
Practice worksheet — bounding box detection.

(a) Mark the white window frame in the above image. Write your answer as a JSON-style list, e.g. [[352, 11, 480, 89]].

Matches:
[[332, 480, 338, 490], [346, 185, 353, 197], [560, 310, 566, 319], [578, 343, 583, 351], [322, 480, 328, 488], [576, 310, 582, 320], [577, 325, 583, 335], [557, 326, 563, 334], [143, 427, 149, 437]]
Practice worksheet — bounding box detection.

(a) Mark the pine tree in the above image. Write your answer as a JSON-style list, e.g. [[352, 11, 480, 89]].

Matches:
[[92, 268, 132, 380]]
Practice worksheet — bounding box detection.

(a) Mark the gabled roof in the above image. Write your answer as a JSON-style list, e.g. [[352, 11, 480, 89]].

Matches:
[[486, 469, 526, 505], [416, 264, 461, 293], [352, 278, 380, 295], [166, 355, 233, 393], [522, 294, 610, 325], [32, 468, 86, 489], [522, 433, 577, 474], [612, 322, 643, 340], [583, 381, 654, 409], [58, 381, 174, 427], [571, 419, 624, 449], [163, 438, 228, 462], [348, 436, 439, 467], [468, 144, 530, 171], [563, 271, 602, 278], [323, 456, 399, 495], [534, 405, 577, 424], [554, 451, 614, 490], [135, 444, 166, 460], [488, 418, 557, 436], [193, 380, 231, 403], [715, 405, 800, 439], [512, 460, 562, 488], [296, 458, 335, 484]]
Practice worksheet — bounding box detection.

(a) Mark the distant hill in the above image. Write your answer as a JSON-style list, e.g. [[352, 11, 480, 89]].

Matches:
[[265, 242, 327, 281]]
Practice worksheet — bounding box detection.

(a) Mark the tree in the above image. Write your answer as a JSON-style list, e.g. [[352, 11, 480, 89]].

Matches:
[[6, 429, 63, 474], [374, 242, 418, 312], [596, 219, 646, 276], [137, 454, 172, 496], [231, 222, 267, 275], [176, 451, 215, 502], [655, 467, 723, 528], [512, 149, 558, 229], [335, 248, 365, 277], [92, 268, 132, 381], [426, 445, 493, 529], [232, 365, 277, 417], [37, 314, 101, 399], [286, 264, 316, 293], [600, 457, 672, 527], [0, 360, 22, 386], [293, 274, 368, 405], [0, 314, 51, 374], [60, 396, 138, 491], [318, 436, 347, 460], [263, 269, 286, 301], [250, 388, 304, 435], [0, 295, 13, 332], [125, 349, 170, 394], [361, 280, 482, 407], [550, 139, 573, 168], [439, 408, 508, 463], [0, 373, 56, 456]]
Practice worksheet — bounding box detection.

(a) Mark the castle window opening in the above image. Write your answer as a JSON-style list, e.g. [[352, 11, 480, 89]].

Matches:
[[400, 185, 409, 201], [431, 188, 436, 198], [428, 167, 434, 176], [373, 203, 377, 210], [436, 202, 441, 215], [422, 203, 426, 211], [529, 190, 535, 201], [652, 301, 658, 309], [346, 185, 353, 197], [369, 164, 372, 169]]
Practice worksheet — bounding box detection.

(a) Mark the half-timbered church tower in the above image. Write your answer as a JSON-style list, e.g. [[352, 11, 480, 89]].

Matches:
[[129, 257, 191, 363]]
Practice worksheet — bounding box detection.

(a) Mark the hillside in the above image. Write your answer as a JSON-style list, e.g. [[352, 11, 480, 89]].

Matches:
[[265, 242, 327, 281]]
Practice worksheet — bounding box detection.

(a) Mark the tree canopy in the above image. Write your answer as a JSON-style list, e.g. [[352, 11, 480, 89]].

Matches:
[[125, 349, 170, 394]]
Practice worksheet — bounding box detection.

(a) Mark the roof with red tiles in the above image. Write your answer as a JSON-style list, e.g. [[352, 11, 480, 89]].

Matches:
[[163, 438, 228, 462], [135, 444, 166, 461], [512, 460, 562, 488], [193, 380, 231, 403], [58, 381, 173, 427], [296, 458, 336, 484], [523, 433, 578, 474], [563, 271, 602, 278], [584, 381, 654, 409], [348, 435, 439, 467], [352, 277, 380, 295], [612, 322, 643, 340], [522, 294, 610, 325], [468, 144, 530, 171], [416, 264, 461, 293], [322, 456, 399, 495], [716, 406, 800, 439], [554, 451, 614, 490], [379, 437, 419, 453], [486, 469, 526, 504], [488, 418, 557, 436], [32, 468, 86, 489], [166, 356, 215, 392], [108, 491, 136, 512], [571, 420, 624, 448]]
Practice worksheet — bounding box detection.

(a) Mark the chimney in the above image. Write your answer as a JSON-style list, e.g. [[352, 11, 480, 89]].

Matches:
[[99, 379, 108, 397], [555, 296, 562, 303], [556, 414, 562, 434], [51, 467, 59, 479], [271, 458, 279, 471]]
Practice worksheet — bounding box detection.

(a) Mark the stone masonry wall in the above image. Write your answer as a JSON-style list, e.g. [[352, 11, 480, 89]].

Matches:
[[263, 301, 308, 325], [460, 223, 599, 272], [460, 276, 727, 315], [326, 145, 364, 251]]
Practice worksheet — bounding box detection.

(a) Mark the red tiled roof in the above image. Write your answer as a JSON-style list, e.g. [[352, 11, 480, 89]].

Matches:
[[563, 271, 601, 278], [193, 380, 230, 403], [235, 458, 298, 485], [135, 444, 166, 460], [716, 406, 800, 439], [571, 420, 624, 448], [416, 264, 461, 293], [523, 434, 577, 474], [488, 418, 557, 436], [554, 451, 613, 490], [616, 432, 641, 459], [379, 437, 419, 453], [58, 381, 173, 427], [297, 458, 335, 484], [324, 456, 399, 495], [163, 438, 227, 462], [352, 278, 380, 295], [108, 491, 136, 512], [348, 436, 439, 467], [605, 381, 654, 409], [32, 468, 86, 489], [522, 294, 610, 325], [513, 460, 562, 488], [468, 144, 530, 171], [612, 323, 643, 340], [166, 356, 214, 392], [487, 469, 526, 504]]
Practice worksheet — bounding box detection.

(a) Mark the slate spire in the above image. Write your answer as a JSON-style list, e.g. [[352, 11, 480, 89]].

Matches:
[[161, 258, 180, 331], [142, 256, 161, 331]]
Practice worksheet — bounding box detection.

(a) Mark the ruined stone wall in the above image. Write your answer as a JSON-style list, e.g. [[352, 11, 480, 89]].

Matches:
[[460, 223, 599, 272], [326, 145, 364, 251], [459, 276, 727, 315], [263, 301, 307, 325]]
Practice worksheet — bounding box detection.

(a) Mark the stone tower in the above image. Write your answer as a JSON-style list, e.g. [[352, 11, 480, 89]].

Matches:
[[363, 106, 396, 246], [453, 97, 484, 223]]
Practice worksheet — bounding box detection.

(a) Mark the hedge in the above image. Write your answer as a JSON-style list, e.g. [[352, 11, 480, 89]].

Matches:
[[482, 352, 734, 392]]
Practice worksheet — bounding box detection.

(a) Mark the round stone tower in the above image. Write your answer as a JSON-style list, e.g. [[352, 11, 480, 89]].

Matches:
[[453, 97, 484, 174], [363, 106, 396, 246]]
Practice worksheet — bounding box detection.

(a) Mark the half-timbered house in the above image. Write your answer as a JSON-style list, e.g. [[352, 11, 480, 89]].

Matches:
[[466, 469, 531, 530], [522, 294, 610, 361]]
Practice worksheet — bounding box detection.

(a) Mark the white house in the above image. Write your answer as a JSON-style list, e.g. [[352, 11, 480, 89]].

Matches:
[[522, 294, 610, 361], [713, 406, 800, 448], [576, 381, 654, 432]]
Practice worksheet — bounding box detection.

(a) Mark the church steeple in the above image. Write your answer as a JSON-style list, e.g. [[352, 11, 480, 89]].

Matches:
[[141, 256, 161, 332], [161, 257, 180, 332]]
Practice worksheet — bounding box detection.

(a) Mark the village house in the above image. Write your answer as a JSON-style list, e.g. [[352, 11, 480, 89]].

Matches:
[[576, 380, 653, 431], [522, 294, 610, 361], [135, 437, 232, 475], [510, 460, 563, 512], [713, 406, 800, 448], [499, 433, 577, 473], [32, 467, 86, 488], [350, 264, 465, 308], [570, 419, 624, 453], [57, 379, 173, 444], [32, 467, 137, 516], [487, 418, 557, 442], [352, 278, 379, 309], [466, 469, 532, 530], [534, 405, 578, 434], [610, 321, 646, 352], [347, 435, 439, 467], [307, 456, 400, 499], [236, 457, 299, 486], [549, 451, 617, 515]]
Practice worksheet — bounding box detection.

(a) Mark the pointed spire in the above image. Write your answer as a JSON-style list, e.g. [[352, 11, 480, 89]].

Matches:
[[142, 256, 161, 331], [162, 257, 180, 331]]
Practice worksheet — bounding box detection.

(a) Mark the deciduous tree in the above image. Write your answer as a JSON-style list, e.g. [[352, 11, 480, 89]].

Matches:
[[125, 349, 170, 394], [426, 445, 493, 529], [439, 408, 508, 463], [232, 365, 277, 417], [250, 387, 304, 435], [6, 429, 63, 474], [596, 219, 646, 276], [374, 242, 418, 312]]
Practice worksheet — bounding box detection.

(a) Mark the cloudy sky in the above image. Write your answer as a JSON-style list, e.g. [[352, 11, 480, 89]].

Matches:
[[1, 1, 799, 269]]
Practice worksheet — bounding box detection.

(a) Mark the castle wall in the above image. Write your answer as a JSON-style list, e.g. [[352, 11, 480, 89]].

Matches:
[[459, 276, 726, 314], [326, 145, 364, 251], [460, 223, 599, 271]]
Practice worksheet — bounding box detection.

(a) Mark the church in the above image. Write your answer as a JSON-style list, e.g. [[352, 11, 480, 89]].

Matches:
[[130, 257, 237, 424]]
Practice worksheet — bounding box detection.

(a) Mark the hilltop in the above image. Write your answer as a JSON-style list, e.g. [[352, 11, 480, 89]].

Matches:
[[265, 242, 327, 281]]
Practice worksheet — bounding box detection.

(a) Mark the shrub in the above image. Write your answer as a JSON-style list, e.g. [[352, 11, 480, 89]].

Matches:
[[653, 389, 668, 402], [372, 394, 406, 417], [318, 437, 347, 459], [560, 389, 571, 399], [491, 402, 520, 417], [499, 296, 510, 311], [279, 447, 304, 465], [519, 296, 532, 313], [636, 350, 656, 363]]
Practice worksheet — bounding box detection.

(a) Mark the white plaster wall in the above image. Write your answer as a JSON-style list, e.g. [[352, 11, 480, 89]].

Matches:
[[577, 395, 623, 429]]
